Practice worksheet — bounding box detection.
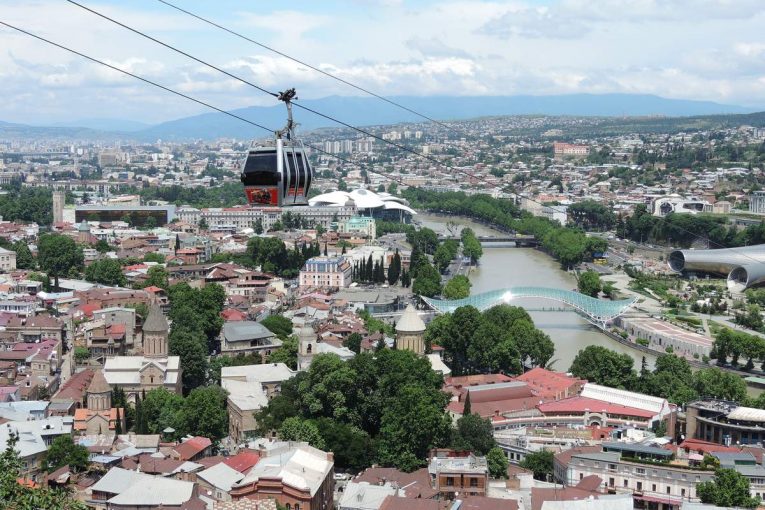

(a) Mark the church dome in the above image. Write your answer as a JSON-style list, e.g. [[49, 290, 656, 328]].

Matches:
[[396, 304, 426, 333]]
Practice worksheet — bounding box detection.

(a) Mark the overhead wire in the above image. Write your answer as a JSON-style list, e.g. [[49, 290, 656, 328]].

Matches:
[[154, 0, 464, 137], [0, 20, 413, 192], [4, 10, 760, 267]]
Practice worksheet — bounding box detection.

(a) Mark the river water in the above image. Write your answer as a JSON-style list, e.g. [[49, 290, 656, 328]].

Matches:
[[417, 213, 657, 371]]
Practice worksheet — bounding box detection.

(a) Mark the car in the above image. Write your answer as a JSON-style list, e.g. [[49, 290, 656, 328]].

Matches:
[[334, 473, 350, 481]]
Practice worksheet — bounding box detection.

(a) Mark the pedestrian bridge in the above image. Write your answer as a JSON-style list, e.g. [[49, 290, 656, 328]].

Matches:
[[421, 286, 637, 327]]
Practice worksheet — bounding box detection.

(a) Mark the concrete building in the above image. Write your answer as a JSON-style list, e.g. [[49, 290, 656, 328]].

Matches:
[[221, 321, 281, 357], [52, 190, 65, 224], [428, 450, 489, 499], [556, 444, 714, 507], [750, 191, 765, 214], [617, 317, 713, 359], [686, 399, 765, 446], [88, 467, 200, 510], [395, 305, 426, 355], [0, 247, 17, 272], [336, 216, 377, 239], [221, 363, 296, 443], [230, 442, 335, 510], [176, 204, 356, 231], [299, 256, 353, 289], [74, 369, 125, 435]]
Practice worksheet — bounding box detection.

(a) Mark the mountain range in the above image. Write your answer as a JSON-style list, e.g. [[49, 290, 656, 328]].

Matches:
[[1, 93, 760, 142]]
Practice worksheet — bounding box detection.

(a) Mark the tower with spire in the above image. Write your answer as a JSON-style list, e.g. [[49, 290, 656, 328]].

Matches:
[[143, 304, 169, 358], [87, 369, 112, 411]]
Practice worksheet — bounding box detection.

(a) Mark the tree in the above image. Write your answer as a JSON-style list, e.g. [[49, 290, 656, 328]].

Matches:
[[12, 241, 35, 269], [279, 417, 326, 449], [115, 407, 122, 435], [569, 346, 635, 388], [451, 413, 495, 455], [43, 435, 90, 473], [697, 468, 760, 508], [377, 385, 452, 471], [1, 432, 87, 509], [139, 387, 184, 436], [198, 217, 208, 230], [443, 275, 472, 299], [693, 367, 747, 402], [343, 332, 363, 354], [460, 228, 483, 264], [463, 391, 471, 415], [261, 315, 293, 339], [141, 266, 169, 290], [253, 218, 264, 235], [487, 446, 509, 479], [178, 385, 229, 441], [85, 258, 127, 287], [268, 336, 299, 370], [519, 449, 554, 481], [412, 261, 442, 298], [387, 250, 401, 285], [38, 234, 84, 287], [143, 252, 165, 263], [74, 346, 90, 364], [577, 270, 602, 297], [169, 328, 209, 394]]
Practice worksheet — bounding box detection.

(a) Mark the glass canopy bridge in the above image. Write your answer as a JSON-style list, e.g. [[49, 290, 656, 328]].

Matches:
[[421, 287, 637, 328]]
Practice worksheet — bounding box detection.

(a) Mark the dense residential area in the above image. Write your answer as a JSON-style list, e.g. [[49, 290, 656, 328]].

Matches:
[[0, 110, 765, 510]]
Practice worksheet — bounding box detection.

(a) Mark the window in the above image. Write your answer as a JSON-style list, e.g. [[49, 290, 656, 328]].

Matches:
[[608, 463, 617, 471], [637, 482, 642, 491], [609, 478, 614, 487], [652, 484, 656, 492], [470, 478, 478, 488], [666, 486, 671, 494], [681, 489, 686, 497], [446, 477, 454, 487], [635, 468, 645, 475]]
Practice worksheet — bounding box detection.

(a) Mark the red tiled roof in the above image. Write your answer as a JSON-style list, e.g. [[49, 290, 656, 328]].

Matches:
[[222, 450, 261, 473], [460, 497, 518, 510], [537, 396, 655, 419], [174, 436, 212, 460], [514, 367, 584, 397]]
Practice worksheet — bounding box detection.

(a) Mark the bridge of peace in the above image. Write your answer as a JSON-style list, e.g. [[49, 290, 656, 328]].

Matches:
[[421, 286, 637, 328]]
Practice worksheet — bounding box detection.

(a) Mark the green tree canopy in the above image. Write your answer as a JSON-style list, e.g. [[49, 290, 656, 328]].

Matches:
[[43, 435, 90, 473], [412, 260, 442, 298], [697, 468, 760, 508], [278, 417, 326, 449], [487, 446, 509, 479], [451, 413, 495, 455], [569, 345, 635, 388], [38, 234, 84, 284], [85, 258, 127, 287], [577, 270, 602, 297], [261, 315, 294, 339], [443, 275, 472, 299], [519, 449, 554, 481], [11, 241, 35, 269]]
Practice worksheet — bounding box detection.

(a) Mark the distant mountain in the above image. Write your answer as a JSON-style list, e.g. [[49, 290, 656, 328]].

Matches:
[[136, 93, 756, 141], [1, 93, 760, 142], [48, 118, 151, 132]]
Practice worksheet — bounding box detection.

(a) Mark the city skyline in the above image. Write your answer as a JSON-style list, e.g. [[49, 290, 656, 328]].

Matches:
[[2, 0, 765, 125]]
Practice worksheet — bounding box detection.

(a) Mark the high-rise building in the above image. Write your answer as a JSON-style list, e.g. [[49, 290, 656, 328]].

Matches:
[[750, 191, 765, 214], [52, 191, 65, 224]]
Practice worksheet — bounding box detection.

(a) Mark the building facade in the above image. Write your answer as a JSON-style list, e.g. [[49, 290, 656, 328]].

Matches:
[[299, 257, 353, 289]]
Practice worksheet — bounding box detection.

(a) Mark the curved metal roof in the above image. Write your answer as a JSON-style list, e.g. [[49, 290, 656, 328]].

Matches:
[[421, 287, 637, 325]]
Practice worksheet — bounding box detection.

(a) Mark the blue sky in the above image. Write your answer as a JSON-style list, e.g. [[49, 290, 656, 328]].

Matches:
[[2, 0, 765, 124]]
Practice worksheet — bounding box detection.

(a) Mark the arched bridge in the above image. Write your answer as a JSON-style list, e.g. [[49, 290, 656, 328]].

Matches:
[[421, 287, 637, 327]]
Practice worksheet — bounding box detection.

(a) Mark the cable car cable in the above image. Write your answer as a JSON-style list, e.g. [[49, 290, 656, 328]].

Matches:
[[154, 0, 463, 136], [0, 20, 274, 135], [64, 0, 278, 99]]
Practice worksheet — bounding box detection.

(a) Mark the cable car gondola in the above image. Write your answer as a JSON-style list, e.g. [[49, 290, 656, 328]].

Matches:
[[241, 88, 312, 206]]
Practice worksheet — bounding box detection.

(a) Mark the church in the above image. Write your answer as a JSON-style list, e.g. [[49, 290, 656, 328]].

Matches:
[[102, 305, 183, 399], [73, 369, 126, 435]]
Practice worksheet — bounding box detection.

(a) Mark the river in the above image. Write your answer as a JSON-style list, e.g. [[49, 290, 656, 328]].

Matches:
[[417, 213, 657, 370]]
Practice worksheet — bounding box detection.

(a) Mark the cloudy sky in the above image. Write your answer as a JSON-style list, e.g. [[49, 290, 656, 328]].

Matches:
[[2, 0, 765, 124]]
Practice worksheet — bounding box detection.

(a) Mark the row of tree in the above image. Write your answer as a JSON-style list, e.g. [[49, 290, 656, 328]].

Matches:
[[569, 346, 748, 406], [402, 188, 607, 269]]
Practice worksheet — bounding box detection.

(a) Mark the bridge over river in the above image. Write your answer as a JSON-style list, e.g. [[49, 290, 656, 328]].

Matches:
[[421, 286, 637, 328], [437, 234, 539, 247]]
